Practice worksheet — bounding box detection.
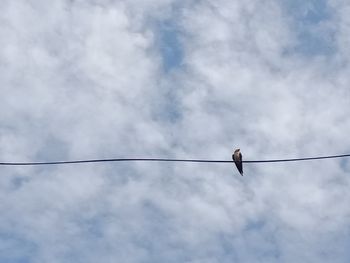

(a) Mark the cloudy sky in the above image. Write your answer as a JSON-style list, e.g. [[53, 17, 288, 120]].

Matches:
[[1, 0, 350, 262]]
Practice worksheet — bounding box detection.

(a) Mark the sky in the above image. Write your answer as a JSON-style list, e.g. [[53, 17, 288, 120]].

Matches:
[[1, 0, 350, 262]]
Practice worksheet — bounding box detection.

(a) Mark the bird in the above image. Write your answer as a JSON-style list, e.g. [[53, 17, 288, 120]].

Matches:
[[232, 148, 243, 175]]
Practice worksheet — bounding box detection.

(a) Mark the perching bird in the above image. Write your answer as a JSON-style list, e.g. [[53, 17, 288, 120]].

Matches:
[[232, 149, 243, 175]]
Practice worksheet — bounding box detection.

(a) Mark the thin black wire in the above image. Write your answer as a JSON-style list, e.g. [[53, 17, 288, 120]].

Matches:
[[0, 154, 349, 166]]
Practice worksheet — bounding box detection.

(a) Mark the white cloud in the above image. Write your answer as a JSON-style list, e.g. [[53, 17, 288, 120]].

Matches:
[[0, 0, 350, 262]]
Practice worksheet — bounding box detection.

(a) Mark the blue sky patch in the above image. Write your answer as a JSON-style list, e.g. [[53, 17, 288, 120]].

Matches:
[[155, 20, 184, 72], [282, 0, 336, 56]]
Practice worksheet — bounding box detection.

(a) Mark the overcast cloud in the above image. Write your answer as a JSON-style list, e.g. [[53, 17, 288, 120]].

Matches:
[[1, 0, 350, 262]]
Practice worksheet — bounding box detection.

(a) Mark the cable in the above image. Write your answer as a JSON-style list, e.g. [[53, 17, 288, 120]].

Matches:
[[244, 153, 350, 163], [0, 154, 349, 166]]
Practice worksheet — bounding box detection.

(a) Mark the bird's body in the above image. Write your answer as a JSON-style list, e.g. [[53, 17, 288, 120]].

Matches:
[[232, 149, 243, 175]]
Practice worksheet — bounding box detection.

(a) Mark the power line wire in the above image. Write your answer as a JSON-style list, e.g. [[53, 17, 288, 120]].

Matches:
[[0, 153, 349, 166]]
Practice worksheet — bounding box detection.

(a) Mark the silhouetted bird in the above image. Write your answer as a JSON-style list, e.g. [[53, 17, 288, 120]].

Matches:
[[232, 149, 243, 175]]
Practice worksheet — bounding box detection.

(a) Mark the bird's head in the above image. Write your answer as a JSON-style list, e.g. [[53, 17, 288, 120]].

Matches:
[[234, 148, 240, 153]]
